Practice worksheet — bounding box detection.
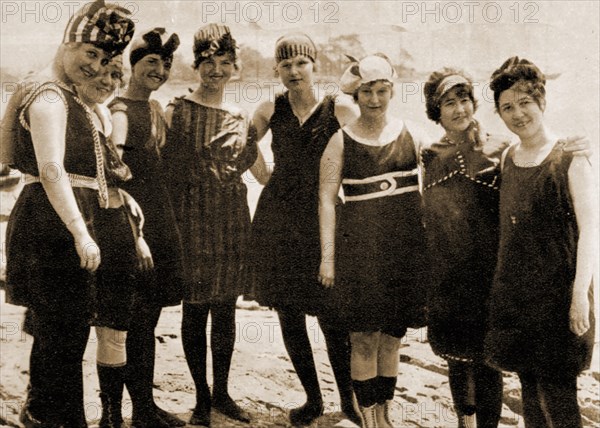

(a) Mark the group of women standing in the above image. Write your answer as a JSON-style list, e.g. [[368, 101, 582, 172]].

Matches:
[[2, 0, 596, 427], [3, 1, 189, 427]]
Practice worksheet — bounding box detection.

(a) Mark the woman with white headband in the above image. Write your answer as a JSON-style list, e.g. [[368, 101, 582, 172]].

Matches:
[[422, 68, 506, 428], [318, 53, 430, 427], [422, 66, 591, 428]]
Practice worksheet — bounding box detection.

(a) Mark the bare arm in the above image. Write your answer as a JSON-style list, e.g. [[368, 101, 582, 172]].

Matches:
[[253, 101, 274, 143], [568, 155, 598, 336], [110, 110, 128, 158], [248, 101, 275, 185], [29, 90, 100, 271], [318, 130, 344, 288], [562, 135, 593, 164], [249, 149, 271, 185], [164, 103, 175, 129], [333, 99, 359, 127], [109, 106, 155, 270]]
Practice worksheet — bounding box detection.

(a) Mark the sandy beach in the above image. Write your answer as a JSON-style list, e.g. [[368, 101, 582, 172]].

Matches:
[[1, 291, 598, 428]]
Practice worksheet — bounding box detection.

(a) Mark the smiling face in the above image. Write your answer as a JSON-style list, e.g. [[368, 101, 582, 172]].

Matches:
[[62, 43, 111, 85], [197, 53, 235, 90], [355, 80, 392, 119], [132, 53, 172, 91], [77, 56, 123, 105], [498, 82, 545, 140], [439, 86, 474, 134], [276, 55, 314, 91]]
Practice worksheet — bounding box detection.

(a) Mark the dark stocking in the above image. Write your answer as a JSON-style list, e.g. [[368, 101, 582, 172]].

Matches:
[[539, 375, 582, 428], [520, 372, 583, 428], [474, 363, 503, 428], [319, 317, 360, 425], [278, 308, 324, 425], [210, 298, 238, 400], [181, 302, 211, 415], [447, 361, 476, 416], [97, 365, 124, 428], [210, 298, 250, 422], [125, 303, 169, 427], [352, 378, 379, 408]]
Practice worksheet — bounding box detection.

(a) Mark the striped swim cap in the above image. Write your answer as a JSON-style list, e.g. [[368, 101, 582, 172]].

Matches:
[[62, 0, 135, 57], [274, 33, 317, 63]]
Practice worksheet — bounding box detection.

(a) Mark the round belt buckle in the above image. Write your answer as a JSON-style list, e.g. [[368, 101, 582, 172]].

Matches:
[[380, 181, 390, 190]]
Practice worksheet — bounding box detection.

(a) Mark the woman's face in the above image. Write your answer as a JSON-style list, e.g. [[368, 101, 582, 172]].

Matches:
[[63, 43, 111, 85], [356, 80, 392, 119], [276, 55, 314, 90], [498, 83, 545, 140], [77, 57, 123, 105], [133, 53, 172, 91], [439, 86, 474, 134], [198, 53, 234, 90]]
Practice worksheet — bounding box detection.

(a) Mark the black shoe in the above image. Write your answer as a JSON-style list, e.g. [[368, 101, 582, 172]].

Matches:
[[289, 401, 324, 427], [19, 407, 61, 428], [155, 406, 185, 427], [62, 416, 89, 428], [99, 393, 123, 428], [212, 395, 251, 423], [189, 403, 211, 427], [131, 409, 171, 428], [342, 401, 362, 427]]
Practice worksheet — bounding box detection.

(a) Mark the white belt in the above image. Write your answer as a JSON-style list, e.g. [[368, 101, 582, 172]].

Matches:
[[23, 173, 99, 190], [342, 169, 419, 202]]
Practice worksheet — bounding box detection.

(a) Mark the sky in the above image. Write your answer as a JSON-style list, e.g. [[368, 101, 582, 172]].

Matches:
[[1, 1, 599, 143], [1, 1, 598, 73]]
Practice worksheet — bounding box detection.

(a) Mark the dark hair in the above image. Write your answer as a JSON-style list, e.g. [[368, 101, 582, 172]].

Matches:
[[193, 33, 237, 70], [424, 67, 477, 123], [490, 56, 546, 111]]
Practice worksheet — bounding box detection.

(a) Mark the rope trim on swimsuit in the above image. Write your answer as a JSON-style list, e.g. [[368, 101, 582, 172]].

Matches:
[[438, 352, 475, 363], [17, 80, 109, 207], [424, 151, 499, 190], [69, 92, 109, 208], [18, 81, 69, 132]]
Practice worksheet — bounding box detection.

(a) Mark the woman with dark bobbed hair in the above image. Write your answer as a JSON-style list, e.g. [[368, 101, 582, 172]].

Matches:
[[422, 67, 507, 428], [485, 57, 596, 427], [108, 27, 185, 428]]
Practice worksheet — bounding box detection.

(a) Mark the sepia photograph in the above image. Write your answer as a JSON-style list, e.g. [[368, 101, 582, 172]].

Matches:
[[1, 1, 598, 427]]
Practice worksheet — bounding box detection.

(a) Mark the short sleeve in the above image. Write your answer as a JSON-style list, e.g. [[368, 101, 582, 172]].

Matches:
[[18, 82, 68, 131]]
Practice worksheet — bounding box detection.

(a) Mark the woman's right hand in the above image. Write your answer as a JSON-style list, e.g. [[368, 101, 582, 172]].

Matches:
[[318, 260, 335, 288], [135, 236, 154, 272], [75, 234, 101, 272], [569, 291, 590, 336]]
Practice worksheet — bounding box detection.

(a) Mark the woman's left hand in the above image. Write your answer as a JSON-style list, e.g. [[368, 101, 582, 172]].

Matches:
[[482, 133, 511, 158], [562, 135, 593, 160], [569, 291, 590, 336], [318, 261, 335, 288], [121, 189, 145, 231], [135, 236, 154, 271]]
